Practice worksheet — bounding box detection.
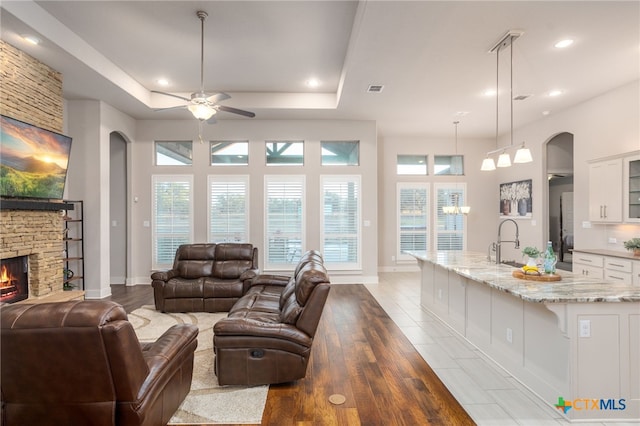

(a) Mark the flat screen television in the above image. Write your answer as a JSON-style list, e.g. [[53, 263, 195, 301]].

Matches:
[[0, 115, 72, 200]]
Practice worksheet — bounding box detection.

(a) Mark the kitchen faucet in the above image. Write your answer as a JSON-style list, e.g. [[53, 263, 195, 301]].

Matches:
[[494, 218, 520, 264]]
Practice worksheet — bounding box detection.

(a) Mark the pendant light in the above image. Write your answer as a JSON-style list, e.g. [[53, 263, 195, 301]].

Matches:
[[481, 30, 533, 170], [444, 121, 470, 215]]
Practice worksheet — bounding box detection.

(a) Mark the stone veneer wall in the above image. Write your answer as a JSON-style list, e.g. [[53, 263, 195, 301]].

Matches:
[[0, 210, 64, 296], [0, 40, 63, 133], [0, 40, 66, 298]]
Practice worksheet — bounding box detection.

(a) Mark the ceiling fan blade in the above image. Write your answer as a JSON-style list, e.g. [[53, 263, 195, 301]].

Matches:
[[207, 92, 231, 103], [153, 105, 188, 112], [151, 90, 191, 102], [216, 105, 256, 118]]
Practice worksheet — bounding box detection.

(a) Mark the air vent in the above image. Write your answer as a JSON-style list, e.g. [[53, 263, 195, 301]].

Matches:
[[513, 94, 532, 101], [367, 84, 384, 93]]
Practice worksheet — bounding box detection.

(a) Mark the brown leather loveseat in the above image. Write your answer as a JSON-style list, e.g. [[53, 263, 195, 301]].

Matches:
[[213, 250, 330, 385], [0, 300, 198, 426], [152, 243, 259, 313]]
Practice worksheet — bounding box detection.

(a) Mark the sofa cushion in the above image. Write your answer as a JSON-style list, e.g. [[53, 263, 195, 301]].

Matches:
[[178, 261, 213, 279], [203, 278, 244, 298], [212, 260, 254, 279], [280, 293, 303, 324], [278, 278, 296, 309], [295, 262, 329, 306], [164, 278, 204, 298]]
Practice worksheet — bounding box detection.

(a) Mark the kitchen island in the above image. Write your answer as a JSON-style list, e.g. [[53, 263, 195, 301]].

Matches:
[[409, 251, 639, 422]]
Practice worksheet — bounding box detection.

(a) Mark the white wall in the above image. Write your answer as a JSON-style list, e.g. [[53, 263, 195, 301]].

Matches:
[[130, 119, 378, 284], [66, 100, 136, 298]]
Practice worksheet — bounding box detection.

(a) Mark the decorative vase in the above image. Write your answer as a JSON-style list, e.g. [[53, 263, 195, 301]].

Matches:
[[518, 199, 527, 216], [634, 248, 640, 257], [526, 257, 538, 268]]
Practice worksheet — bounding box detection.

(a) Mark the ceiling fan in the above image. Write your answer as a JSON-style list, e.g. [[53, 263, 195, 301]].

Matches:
[[152, 11, 255, 124]]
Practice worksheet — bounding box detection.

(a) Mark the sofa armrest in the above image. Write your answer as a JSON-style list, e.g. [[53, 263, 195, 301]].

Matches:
[[250, 274, 291, 287], [150, 269, 180, 282], [214, 318, 311, 347], [239, 268, 259, 282], [138, 324, 198, 397]]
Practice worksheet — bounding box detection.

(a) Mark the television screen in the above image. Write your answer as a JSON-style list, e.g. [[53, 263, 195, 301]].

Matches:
[[0, 115, 72, 200]]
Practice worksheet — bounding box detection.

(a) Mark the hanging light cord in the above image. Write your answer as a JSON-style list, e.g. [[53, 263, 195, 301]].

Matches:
[[510, 36, 514, 148]]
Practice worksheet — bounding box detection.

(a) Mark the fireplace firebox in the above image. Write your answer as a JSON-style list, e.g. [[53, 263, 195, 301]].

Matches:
[[0, 256, 29, 304]]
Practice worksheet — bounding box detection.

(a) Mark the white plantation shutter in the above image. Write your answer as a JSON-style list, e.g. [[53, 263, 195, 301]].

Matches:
[[321, 176, 361, 269], [397, 183, 429, 260], [208, 175, 249, 243], [265, 175, 305, 269], [152, 175, 193, 269], [435, 183, 466, 250]]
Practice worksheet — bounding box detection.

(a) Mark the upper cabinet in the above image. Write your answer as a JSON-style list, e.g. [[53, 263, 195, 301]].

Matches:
[[588, 158, 622, 223], [624, 153, 640, 222]]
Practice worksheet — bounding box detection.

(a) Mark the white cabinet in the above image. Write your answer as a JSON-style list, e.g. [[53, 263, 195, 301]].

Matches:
[[588, 158, 622, 222], [573, 251, 638, 285], [623, 153, 640, 222], [573, 252, 604, 279]]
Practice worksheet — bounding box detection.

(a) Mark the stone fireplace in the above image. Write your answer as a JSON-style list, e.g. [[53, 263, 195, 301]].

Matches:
[[0, 206, 66, 299]]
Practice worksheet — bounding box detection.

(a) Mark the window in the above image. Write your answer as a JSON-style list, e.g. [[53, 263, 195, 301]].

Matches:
[[434, 155, 464, 175], [397, 183, 429, 260], [155, 141, 192, 165], [266, 141, 304, 165], [211, 141, 248, 165], [321, 176, 361, 269], [321, 141, 359, 166], [208, 175, 249, 243], [152, 175, 193, 269], [264, 175, 305, 269], [434, 183, 466, 250], [397, 155, 428, 175]]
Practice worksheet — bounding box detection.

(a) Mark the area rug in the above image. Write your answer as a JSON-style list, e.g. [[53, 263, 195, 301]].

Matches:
[[129, 305, 268, 425]]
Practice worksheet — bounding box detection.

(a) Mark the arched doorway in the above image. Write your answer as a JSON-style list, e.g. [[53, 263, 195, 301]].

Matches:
[[546, 132, 574, 271]]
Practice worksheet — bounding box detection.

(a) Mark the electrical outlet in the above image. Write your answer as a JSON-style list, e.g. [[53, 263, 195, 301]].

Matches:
[[391, 255, 395, 262], [608, 237, 617, 244], [579, 320, 591, 338], [506, 328, 513, 343]]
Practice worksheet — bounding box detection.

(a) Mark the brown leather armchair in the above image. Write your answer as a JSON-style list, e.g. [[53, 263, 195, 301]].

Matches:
[[152, 243, 259, 312], [0, 300, 198, 426]]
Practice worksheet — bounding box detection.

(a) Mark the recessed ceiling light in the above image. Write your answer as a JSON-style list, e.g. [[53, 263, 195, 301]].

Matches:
[[454, 111, 469, 117], [542, 110, 551, 116], [554, 39, 574, 49], [484, 89, 497, 97], [306, 78, 320, 88], [157, 78, 169, 86], [548, 90, 563, 97], [22, 35, 41, 45]]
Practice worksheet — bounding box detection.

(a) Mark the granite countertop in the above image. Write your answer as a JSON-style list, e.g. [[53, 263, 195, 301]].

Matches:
[[408, 251, 640, 304], [572, 248, 640, 261]]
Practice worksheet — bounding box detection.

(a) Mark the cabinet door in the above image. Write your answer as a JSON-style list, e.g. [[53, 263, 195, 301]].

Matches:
[[573, 253, 604, 279], [588, 159, 622, 222], [633, 261, 640, 287], [624, 153, 640, 222]]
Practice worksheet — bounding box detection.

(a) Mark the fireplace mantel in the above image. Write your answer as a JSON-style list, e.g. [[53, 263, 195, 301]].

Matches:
[[0, 199, 74, 211]]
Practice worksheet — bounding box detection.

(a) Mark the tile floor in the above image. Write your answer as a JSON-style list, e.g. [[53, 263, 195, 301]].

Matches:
[[366, 272, 637, 426]]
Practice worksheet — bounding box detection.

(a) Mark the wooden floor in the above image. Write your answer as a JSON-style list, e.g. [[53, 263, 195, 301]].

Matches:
[[107, 283, 475, 425]]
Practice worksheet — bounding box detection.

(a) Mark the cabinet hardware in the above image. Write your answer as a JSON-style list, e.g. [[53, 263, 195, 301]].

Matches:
[[607, 275, 624, 280], [609, 263, 624, 268]]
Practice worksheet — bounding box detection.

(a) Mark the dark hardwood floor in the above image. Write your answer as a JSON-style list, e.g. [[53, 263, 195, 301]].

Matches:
[[107, 284, 475, 425]]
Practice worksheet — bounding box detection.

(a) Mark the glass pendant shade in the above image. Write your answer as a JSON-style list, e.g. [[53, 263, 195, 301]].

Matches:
[[513, 146, 533, 163], [497, 152, 512, 167], [481, 158, 496, 171], [188, 104, 216, 120], [460, 206, 470, 215]]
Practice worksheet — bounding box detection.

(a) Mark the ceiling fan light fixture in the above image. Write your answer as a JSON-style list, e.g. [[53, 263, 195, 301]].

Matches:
[[188, 103, 216, 121]]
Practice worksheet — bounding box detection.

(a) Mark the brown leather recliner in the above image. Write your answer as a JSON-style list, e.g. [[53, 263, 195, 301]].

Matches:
[[152, 243, 259, 313], [0, 300, 198, 426], [214, 250, 330, 385]]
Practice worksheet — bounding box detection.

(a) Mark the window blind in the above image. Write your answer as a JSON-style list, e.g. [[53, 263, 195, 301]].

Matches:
[[208, 175, 249, 243], [435, 183, 466, 251], [321, 175, 360, 269], [397, 183, 429, 260], [265, 175, 305, 268], [152, 175, 193, 269]]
